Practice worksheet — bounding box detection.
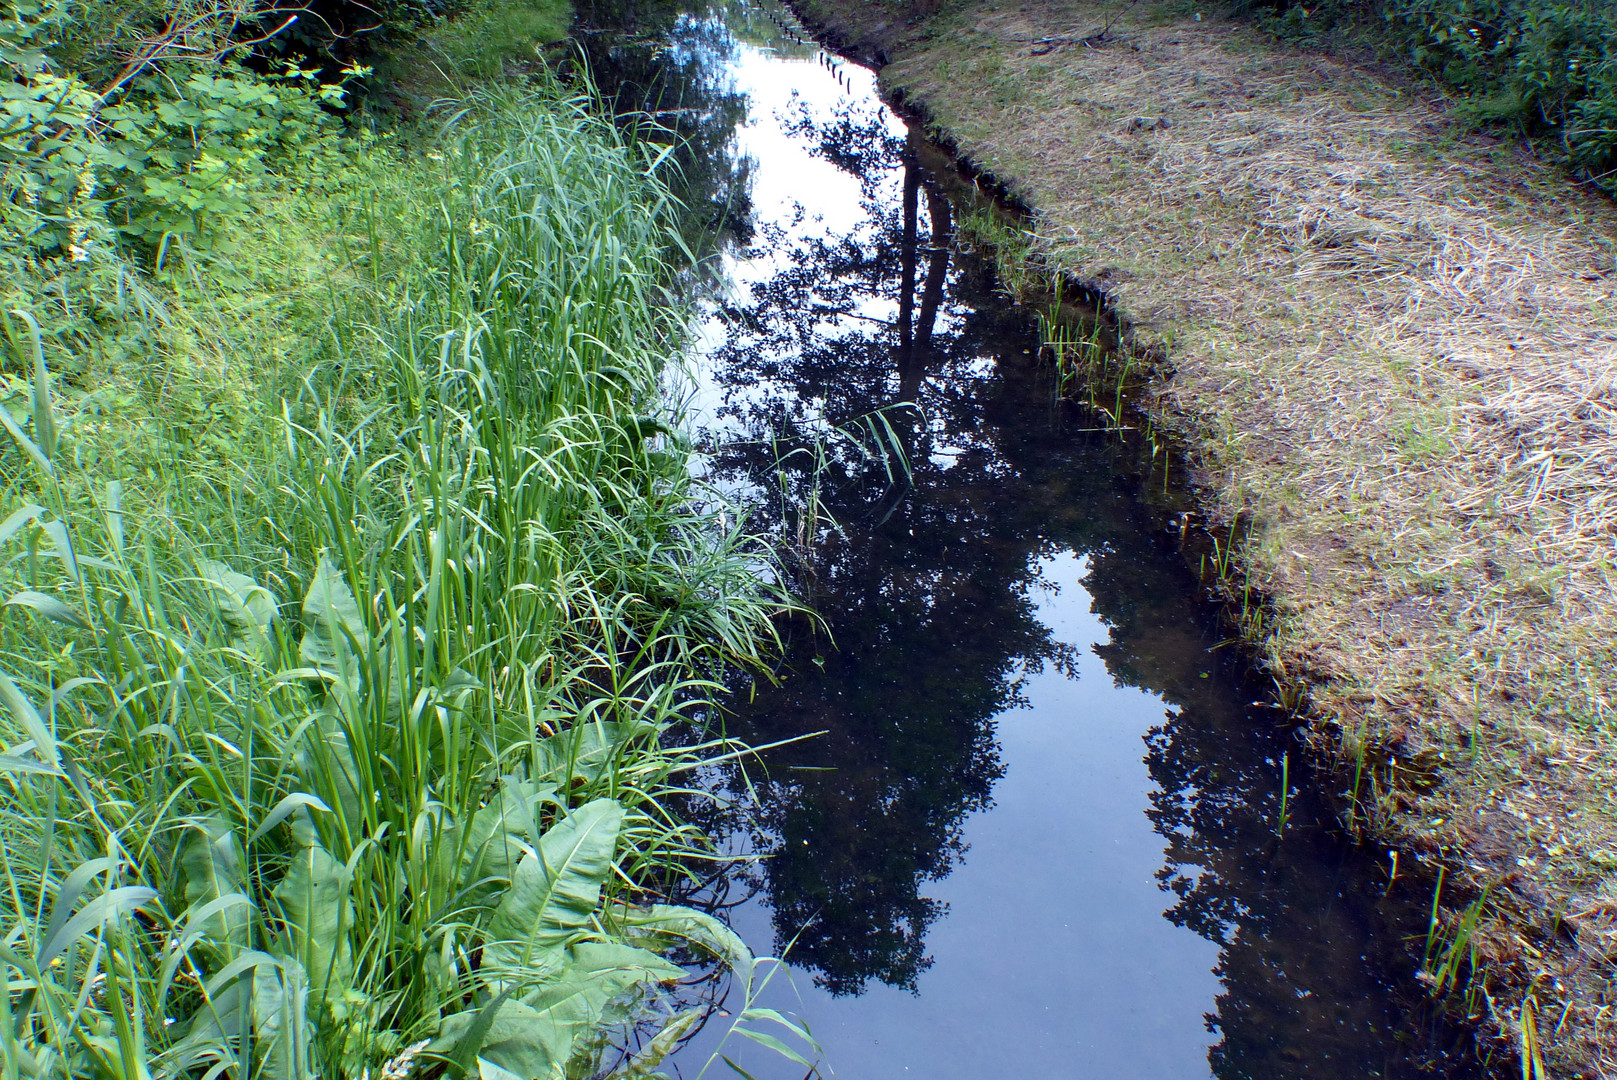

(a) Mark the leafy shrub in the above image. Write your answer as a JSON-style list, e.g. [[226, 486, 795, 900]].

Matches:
[[1250, 0, 1617, 188], [1386, 0, 1617, 183], [2, 12, 362, 261]]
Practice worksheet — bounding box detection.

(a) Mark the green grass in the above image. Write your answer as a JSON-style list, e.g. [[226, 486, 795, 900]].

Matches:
[[0, 74, 802, 1080]]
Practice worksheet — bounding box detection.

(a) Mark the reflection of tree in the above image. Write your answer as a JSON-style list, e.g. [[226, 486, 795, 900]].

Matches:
[[582, 3, 1489, 1072], [572, 0, 755, 247], [696, 106, 1089, 991]]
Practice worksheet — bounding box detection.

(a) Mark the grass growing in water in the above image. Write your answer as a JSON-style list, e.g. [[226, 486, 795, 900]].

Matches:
[[0, 80, 799, 1079]]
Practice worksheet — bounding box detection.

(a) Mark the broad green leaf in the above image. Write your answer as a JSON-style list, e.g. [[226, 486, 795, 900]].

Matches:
[[248, 792, 332, 847], [617, 904, 754, 978], [0, 753, 63, 776], [486, 799, 623, 968], [299, 555, 369, 672], [12, 310, 56, 465], [272, 843, 353, 999], [157, 893, 255, 1008], [197, 559, 277, 639], [0, 505, 45, 544], [612, 1009, 704, 1078], [179, 816, 249, 948], [5, 590, 88, 629], [0, 406, 50, 475], [478, 1060, 528, 1080], [553, 943, 685, 1078], [0, 672, 55, 767], [533, 721, 660, 790], [446, 988, 518, 1079], [104, 480, 123, 554], [457, 778, 557, 906], [431, 943, 681, 1080], [431, 1000, 566, 1080], [37, 521, 77, 584], [180, 953, 310, 1080], [42, 856, 116, 952], [39, 886, 160, 967]]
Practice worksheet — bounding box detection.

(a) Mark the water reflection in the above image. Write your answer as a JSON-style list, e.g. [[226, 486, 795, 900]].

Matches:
[[574, 3, 1495, 1075]]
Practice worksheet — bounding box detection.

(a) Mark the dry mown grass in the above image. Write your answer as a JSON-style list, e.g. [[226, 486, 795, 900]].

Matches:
[[799, 0, 1617, 1072]]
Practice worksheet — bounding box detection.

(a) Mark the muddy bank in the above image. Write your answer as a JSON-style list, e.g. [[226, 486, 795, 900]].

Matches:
[[789, 0, 1617, 1074]]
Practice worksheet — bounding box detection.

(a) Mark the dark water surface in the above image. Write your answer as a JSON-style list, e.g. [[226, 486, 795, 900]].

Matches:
[[572, 3, 1500, 1076]]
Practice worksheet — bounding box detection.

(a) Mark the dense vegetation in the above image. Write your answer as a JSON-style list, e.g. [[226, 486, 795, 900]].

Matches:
[[0, 1, 795, 1077], [1250, 0, 1617, 189]]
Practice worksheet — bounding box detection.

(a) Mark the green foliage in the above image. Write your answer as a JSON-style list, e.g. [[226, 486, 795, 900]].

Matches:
[[1, 0, 371, 260], [0, 79, 785, 1080], [1386, 0, 1617, 182], [1251, 0, 1617, 187]]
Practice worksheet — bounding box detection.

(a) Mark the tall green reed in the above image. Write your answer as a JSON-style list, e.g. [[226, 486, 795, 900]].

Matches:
[[0, 80, 794, 1080]]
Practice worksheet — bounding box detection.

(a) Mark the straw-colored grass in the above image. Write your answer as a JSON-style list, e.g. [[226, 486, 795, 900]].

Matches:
[[797, 0, 1617, 1072]]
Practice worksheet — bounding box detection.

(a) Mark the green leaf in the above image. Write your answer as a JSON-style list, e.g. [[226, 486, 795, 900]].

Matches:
[[272, 842, 353, 1000], [0, 406, 51, 474], [0, 505, 45, 544], [10, 310, 55, 466], [299, 555, 369, 672], [37, 520, 77, 584], [5, 590, 88, 629], [431, 1000, 565, 1080], [0, 753, 63, 776], [179, 816, 249, 948], [456, 777, 557, 905], [180, 953, 311, 1079], [248, 792, 332, 847], [477, 1059, 528, 1080], [0, 671, 55, 767], [612, 1009, 704, 1078], [486, 799, 623, 968], [431, 943, 681, 1080], [42, 856, 117, 951], [732, 1028, 813, 1069], [198, 559, 277, 639], [446, 987, 518, 1080], [39, 886, 160, 967], [533, 721, 659, 790], [617, 904, 754, 978]]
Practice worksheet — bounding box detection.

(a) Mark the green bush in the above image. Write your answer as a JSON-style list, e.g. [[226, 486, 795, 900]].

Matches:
[[2, 0, 369, 259], [1252, 0, 1617, 188], [1386, 0, 1617, 184]]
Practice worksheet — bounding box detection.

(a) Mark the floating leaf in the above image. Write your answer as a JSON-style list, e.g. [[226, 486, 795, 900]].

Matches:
[[618, 904, 754, 978]]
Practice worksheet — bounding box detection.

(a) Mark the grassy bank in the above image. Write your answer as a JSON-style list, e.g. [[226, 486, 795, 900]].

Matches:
[[794, 0, 1617, 1073], [0, 7, 799, 1077]]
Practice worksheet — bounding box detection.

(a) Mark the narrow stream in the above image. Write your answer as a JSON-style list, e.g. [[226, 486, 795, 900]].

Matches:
[[570, 3, 1501, 1076]]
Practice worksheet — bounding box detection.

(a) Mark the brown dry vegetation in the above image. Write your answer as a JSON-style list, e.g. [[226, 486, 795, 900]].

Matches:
[[795, 0, 1617, 1073]]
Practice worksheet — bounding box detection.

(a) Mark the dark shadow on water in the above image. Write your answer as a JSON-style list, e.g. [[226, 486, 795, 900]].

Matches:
[[574, 2, 1506, 1076]]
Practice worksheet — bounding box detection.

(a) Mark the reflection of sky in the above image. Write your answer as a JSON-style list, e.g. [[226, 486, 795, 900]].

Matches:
[[682, 40, 906, 438], [661, 10, 1224, 1080], [675, 553, 1223, 1079]]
